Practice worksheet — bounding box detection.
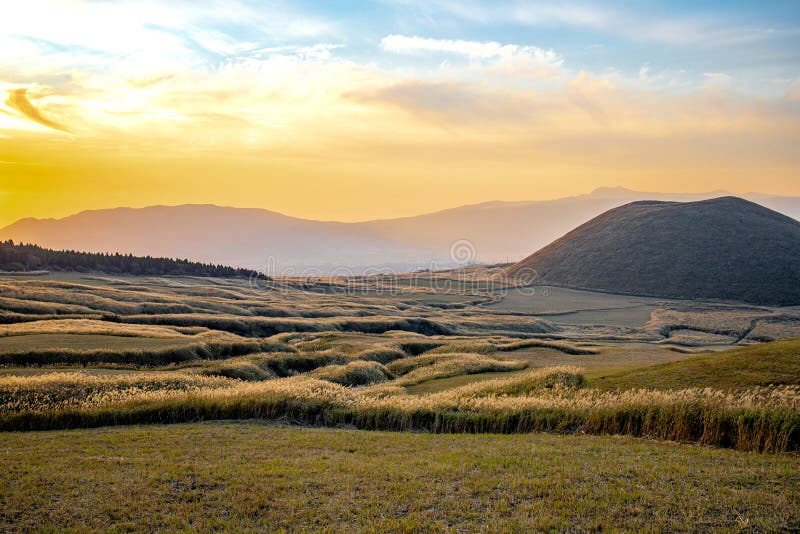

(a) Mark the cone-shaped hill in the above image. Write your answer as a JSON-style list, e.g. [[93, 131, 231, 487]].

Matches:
[[505, 197, 800, 306]]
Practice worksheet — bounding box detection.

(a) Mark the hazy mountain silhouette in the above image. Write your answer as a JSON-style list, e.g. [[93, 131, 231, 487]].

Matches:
[[0, 205, 436, 274], [506, 197, 800, 306], [1, 188, 798, 273]]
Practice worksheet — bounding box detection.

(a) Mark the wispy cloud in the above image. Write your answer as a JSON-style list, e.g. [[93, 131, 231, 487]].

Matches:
[[4, 88, 69, 132], [348, 69, 800, 142], [349, 80, 541, 125], [381, 34, 559, 63], [252, 44, 343, 61], [380, 34, 563, 80], [0, 0, 341, 79]]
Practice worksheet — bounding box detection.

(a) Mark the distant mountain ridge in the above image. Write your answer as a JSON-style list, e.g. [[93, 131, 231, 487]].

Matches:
[[1, 188, 799, 273], [0, 204, 433, 274], [505, 197, 800, 306]]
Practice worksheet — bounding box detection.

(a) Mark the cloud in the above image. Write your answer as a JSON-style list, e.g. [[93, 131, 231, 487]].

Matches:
[[253, 44, 343, 61], [346, 69, 800, 146], [0, 1, 797, 168], [381, 34, 561, 66], [0, 0, 342, 83], [704, 72, 733, 89], [4, 88, 70, 132], [380, 34, 563, 81], [349, 74, 611, 129], [566, 72, 615, 123], [349, 80, 543, 125]]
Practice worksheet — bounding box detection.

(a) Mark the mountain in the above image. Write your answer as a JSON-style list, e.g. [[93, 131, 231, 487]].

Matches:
[[0, 205, 437, 274], [1, 188, 799, 274], [505, 197, 800, 306], [357, 187, 800, 263]]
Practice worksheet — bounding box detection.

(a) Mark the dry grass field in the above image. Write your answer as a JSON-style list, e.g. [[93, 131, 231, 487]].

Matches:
[[1, 271, 799, 530]]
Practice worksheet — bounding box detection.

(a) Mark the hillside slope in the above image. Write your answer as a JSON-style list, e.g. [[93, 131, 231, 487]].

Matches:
[[506, 197, 800, 305], [594, 338, 800, 390]]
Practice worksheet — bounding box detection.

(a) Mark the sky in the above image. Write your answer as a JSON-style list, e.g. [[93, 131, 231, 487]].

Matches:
[[1, 0, 799, 227]]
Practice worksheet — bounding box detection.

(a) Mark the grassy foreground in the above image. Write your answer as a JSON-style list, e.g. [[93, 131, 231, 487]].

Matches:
[[1, 422, 798, 532]]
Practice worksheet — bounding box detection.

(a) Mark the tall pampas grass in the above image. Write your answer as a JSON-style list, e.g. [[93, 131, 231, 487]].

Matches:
[[2, 367, 797, 452]]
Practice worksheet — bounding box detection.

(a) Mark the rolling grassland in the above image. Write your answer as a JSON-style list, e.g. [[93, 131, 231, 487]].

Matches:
[[1, 272, 798, 530], [0, 273, 797, 451]]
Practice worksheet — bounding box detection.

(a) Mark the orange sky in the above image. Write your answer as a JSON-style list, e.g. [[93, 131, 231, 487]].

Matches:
[[1, 1, 799, 227]]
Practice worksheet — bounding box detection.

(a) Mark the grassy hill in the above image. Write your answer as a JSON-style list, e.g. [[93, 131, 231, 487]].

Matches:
[[594, 338, 800, 390], [506, 196, 800, 306]]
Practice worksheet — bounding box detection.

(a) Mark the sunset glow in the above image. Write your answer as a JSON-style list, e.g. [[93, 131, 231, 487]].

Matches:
[[1, 0, 799, 226]]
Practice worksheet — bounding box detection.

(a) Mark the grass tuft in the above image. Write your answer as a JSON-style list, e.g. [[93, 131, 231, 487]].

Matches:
[[310, 361, 392, 387]]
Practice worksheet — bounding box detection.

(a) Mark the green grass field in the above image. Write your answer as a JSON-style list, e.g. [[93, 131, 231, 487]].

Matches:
[[1, 422, 797, 532], [594, 339, 800, 390]]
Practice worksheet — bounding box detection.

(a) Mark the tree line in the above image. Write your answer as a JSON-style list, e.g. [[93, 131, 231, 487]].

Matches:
[[0, 240, 268, 279]]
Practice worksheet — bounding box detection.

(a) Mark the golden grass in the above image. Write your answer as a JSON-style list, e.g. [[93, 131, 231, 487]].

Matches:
[[0, 319, 296, 366], [198, 355, 278, 381], [2, 274, 800, 453], [310, 361, 392, 386], [0, 371, 236, 413], [0, 318, 200, 338], [497, 339, 600, 355], [387, 353, 527, 386], [2, 367, 797, 452]]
